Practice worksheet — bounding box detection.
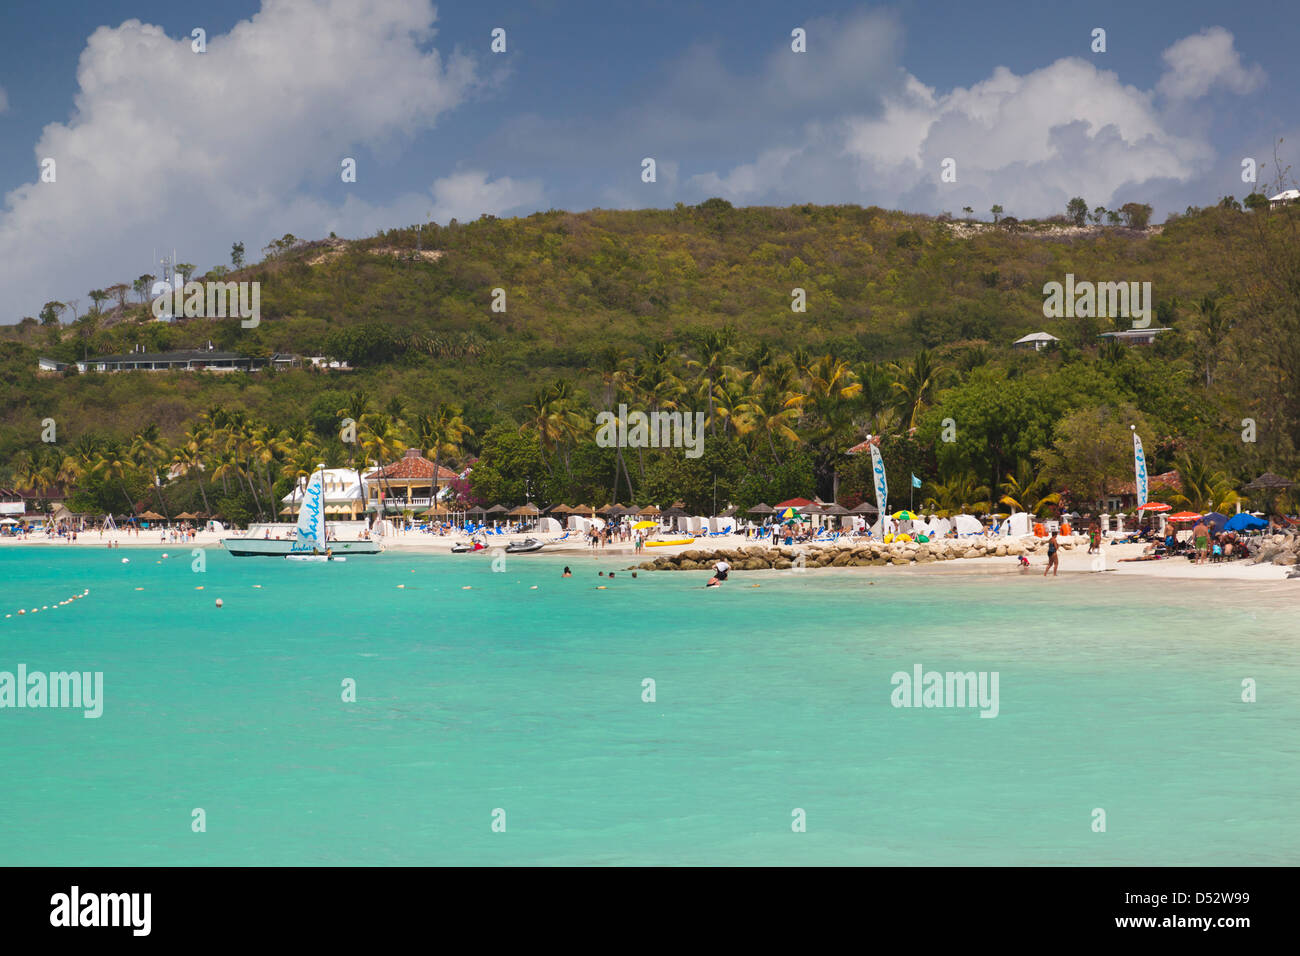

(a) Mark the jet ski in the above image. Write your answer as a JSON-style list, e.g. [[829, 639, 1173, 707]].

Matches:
[[451, 539, 486, 553], [504, 537, 544, 554]]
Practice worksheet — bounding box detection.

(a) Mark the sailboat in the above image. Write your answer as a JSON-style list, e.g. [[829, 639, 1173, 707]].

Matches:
[[284, 468, 343, 561], [221, 467, 382, 557]]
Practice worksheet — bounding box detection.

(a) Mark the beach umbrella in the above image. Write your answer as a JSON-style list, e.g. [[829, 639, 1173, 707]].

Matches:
[[632, 520, 657, 530], [1202, 511, 1228, 531], [636, 504, 661, 516], [547, 503, 572, 514], [820, 503, 850, 515], [507, 503, 540, 517], [891, 510, 917, 520], [466, 506, 488, 516], [1167, 511, 1201, 521], [1136, 502, 1171, 512], [1243, 472, 1294, 491], [485, 504, 507, 514], [778, 507, 798, 520], [1224, 513, 1268, 532], [747, 503, 774, 514], [850, 501, 879, 514]]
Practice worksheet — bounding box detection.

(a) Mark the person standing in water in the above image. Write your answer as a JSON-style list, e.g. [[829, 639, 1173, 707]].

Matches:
[[1044, 531, 1059, 577], [706, 557, 731, 587]]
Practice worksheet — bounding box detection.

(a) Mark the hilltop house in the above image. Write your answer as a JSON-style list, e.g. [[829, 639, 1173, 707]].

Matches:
[[1099, 328, 1172, 346], [78, 345, 263, 373], [1269, 189, 1300, 208], [364, 449, 460, 514], [1013, 332, 1060, 352]]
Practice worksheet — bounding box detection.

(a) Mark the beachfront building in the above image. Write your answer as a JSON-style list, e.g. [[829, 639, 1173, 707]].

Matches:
[[1098, 328, 1172, 347], [1013, 332, 1060, 352], [1100, 469, 1182, 513], [281, 468, 368, 519], [364, 449, 459, 515]]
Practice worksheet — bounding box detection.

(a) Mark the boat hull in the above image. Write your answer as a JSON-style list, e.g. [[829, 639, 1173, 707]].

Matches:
[[222, 538, 383, 557]]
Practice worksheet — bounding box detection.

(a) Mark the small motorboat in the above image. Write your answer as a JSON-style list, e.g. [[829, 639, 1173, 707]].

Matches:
[[504, 537, 544, 554]]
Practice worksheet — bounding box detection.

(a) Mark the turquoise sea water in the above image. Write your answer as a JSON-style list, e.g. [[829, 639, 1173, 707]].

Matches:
[[1, 546, 1296, 866]]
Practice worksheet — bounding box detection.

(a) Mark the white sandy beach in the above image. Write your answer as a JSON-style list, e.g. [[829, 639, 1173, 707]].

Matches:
[[2, 527, 1293, 581]]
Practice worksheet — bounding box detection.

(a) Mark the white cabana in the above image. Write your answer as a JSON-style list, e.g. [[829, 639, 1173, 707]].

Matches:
[[537, 516, 562, 533], [915, 516, 950, 537], [1005, 512, 1032, 536], [953, 514, 983, 535]]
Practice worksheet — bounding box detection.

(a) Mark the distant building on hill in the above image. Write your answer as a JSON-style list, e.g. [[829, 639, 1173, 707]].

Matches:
[[77, 345, 261, 373], [1269, 189, 1300, 208], [1013, 332, 1060, 351], [1098, 328, 1172, 346]]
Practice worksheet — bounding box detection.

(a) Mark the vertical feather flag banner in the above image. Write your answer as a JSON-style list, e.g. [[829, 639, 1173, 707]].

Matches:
[[870, 442, 888, 528], [1132, 427, 1148, 508]]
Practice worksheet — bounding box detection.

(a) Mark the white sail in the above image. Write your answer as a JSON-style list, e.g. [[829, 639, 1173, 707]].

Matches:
[[291, 472, 326, 553]]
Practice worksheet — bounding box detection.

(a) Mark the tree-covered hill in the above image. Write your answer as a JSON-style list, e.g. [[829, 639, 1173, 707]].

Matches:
[[2, 195, 1298, 520]]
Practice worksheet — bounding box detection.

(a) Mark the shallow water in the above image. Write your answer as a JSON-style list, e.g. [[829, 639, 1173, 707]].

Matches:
[[1, 547, 1296, 865]]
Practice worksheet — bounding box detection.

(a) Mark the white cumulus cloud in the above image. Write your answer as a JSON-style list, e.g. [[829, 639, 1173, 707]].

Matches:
[[1157, 26, 1266, 100], [0, 0, 481, 321], [429, 170, 544, 224], [684, 23, 1262, 220]]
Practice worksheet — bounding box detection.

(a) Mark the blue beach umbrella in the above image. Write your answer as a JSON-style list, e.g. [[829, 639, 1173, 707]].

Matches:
[[1224, 513, 1267, 532], [1202, 511, 1229, 532]]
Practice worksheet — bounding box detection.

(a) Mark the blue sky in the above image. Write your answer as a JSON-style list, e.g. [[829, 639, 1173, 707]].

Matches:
[[1, 0, 1296, 321]]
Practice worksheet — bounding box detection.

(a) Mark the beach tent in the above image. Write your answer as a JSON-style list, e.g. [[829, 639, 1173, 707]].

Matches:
[[953, 514, 983, 536], [537, 517, 562, 533], [1224, 513, 1267, 532], [1006, 512, 1032, 536], [1202, 511, 1229, 532]]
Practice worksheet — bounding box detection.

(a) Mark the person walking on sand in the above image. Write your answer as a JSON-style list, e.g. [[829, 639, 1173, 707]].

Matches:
[[1044, 530, 1059, 577]]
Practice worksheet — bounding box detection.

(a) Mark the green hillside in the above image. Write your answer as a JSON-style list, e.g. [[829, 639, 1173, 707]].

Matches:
[[3, 197, 1299, 521]]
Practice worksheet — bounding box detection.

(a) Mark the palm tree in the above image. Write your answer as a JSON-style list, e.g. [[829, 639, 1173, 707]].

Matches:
[[130, 424, 171, 518], [1193, 294, 1233, 387], [736, 391, 801, 465], [172, 426, 213, 517], [91, 441, 137, 515], [417, 403, 474, 499], [889, 350, 943, 430], [998, 461, 1061, 516], [687, 329, 733, 436]]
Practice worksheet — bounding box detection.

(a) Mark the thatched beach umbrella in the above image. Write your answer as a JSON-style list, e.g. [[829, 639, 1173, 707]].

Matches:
[[1244, 472, 1294, 491], [507, 503, 540, 517], [548, 503, 573, 515], [850, 501, 879, 514], [466, 505, 488, 517], [485, 504, 507, 514], [636, 504, 661, 516], [747, 503, 774, 515], [138, 510, 165, 521]]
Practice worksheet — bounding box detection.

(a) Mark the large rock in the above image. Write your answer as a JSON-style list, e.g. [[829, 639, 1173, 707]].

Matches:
[[1272, 552, 1298, 566]]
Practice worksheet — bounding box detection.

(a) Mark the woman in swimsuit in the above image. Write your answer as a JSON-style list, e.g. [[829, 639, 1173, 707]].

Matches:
[[1044, 531, 1059, 577]]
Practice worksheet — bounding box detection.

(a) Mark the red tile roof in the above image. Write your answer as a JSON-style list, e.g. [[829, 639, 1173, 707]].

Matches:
[[364, 448, 458, 481]]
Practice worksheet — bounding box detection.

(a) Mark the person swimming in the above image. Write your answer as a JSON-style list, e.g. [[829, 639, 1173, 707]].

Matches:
[[562, 567, 572, 577]]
